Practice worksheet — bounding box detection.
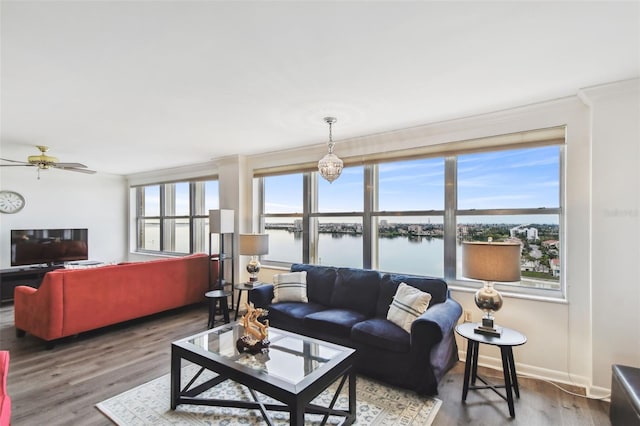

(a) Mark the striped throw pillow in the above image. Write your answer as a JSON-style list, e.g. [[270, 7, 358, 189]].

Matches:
[[387, 282, 432, 333], [272, 271, 308, 303]]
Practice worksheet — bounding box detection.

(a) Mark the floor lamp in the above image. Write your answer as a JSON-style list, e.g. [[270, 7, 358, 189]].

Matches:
[[209, 209, 234, 291]]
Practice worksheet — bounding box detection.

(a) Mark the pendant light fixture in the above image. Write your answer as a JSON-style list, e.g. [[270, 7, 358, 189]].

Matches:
[[318, 116, 343, 183]]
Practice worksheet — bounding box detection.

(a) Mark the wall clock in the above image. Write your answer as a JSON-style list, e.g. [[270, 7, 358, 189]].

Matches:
[[0, 190, 26, 214]]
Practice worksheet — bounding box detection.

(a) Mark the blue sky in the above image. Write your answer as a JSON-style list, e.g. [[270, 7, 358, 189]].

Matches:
[[457, 146, 560, 210], [143, 180, 218, 216], [265, 146, 560, 215]]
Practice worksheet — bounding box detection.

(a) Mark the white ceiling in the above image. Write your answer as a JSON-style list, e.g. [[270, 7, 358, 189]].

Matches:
[[1, 1, 638, 176]]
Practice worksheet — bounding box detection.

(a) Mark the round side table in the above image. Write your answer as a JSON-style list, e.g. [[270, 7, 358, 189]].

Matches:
[[205, 290, 231, 328], [455, 322, 527, 418]]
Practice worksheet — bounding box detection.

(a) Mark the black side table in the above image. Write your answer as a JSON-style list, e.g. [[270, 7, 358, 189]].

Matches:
[[205, 290, 231, 328], [455, 322, 527, 418], [234, 282, 264, 321]]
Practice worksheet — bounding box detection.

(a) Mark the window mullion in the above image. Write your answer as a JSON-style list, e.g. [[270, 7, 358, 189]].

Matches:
[[303, 173, 314, 263], [444, 156, 457, 280], [363, 165, 375, 269]]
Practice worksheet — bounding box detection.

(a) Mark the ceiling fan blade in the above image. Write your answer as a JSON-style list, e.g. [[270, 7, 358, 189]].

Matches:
[[0, 164, 35, 167], [55, 166, 97, 174], [55, 162, 88, 168], [0, 157, 30, 164]]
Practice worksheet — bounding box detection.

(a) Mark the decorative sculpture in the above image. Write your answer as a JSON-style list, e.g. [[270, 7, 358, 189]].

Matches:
[[236, 302, 270, 354]]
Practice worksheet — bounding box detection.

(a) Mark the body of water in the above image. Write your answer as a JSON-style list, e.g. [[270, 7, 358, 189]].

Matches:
[[145, 226, 560, 289], [265, 229, 444, 277]]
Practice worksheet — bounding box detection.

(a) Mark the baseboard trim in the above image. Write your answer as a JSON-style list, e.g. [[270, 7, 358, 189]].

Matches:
[[457, 349, 610, 399]]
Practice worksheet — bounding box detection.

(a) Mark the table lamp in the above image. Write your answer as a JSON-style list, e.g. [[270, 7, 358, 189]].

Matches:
[[239, 234, 269, 283], [462, 238, 521, 337]]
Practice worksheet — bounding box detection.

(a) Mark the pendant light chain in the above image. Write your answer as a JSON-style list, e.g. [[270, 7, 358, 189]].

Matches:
[[328, 120, 334, 153]]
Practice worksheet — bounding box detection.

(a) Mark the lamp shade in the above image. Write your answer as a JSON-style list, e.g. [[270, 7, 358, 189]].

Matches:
[[462, 241, 521, 282], [209, 209, 234, 234], [239, 234, 269, 256]]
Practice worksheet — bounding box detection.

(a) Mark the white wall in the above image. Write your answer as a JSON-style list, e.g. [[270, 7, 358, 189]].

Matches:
[[581, 79, 640, 393], [0, 167, 128, 268]]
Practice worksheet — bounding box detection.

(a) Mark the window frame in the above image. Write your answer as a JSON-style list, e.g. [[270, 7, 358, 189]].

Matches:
[[134, 178, 218, 256], [259, 137, 565, 300]]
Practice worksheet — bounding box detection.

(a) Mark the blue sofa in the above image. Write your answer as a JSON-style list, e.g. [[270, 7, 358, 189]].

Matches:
[[249, 263, 463, 395]]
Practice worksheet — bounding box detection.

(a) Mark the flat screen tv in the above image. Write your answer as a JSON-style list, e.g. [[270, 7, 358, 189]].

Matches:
[[11, 228, 88, 267]]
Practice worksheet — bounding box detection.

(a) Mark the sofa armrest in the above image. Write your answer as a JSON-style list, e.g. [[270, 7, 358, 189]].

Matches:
[[14, 273, 65, 341], [248, 284, 274, 309], [411, 297, 463, 348]]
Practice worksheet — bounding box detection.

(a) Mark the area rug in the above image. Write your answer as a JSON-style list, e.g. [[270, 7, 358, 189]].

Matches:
[[96, 365, 441, 425]]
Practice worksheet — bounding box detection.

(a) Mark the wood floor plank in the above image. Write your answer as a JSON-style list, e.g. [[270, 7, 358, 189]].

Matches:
[[0, 303, 610, 425]]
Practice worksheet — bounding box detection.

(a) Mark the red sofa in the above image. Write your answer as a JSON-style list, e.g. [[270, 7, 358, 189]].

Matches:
[[14, 253, 213, 345], [0, 351, 9, 426]]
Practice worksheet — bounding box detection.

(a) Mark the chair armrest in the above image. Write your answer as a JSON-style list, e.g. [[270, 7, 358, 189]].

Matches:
[[411, 297, 463, 348], [248, 284, 274, 309]]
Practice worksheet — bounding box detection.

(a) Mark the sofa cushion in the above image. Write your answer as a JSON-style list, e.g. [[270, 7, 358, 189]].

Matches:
[[387, 283, 432, 333], [351, 318, 410, 353], [304, 309, 369, 339], [329, 268, 381, 316], [291, 264, 337, 306], [272, 271, 308, 303], [267, 302, 328, 327], [376, 273, 448, 318]]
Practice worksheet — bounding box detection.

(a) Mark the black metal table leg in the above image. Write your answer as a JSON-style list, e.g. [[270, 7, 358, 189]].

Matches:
[[501, 347, 516, 418], [470, 340, 479, 385], [507, 347, 520, 398], [170, 347, 181, 410], [462, 339, 475, 401], [234, 289, 243, 321]]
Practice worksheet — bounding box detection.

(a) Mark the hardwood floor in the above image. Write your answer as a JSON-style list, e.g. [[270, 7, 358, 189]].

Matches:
[[1, 303, 610, 425]]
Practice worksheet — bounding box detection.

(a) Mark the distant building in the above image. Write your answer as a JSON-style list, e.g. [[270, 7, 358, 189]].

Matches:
[[550, 258, 561, 277], [408, 224, 422, 234], [510, 225, 539, 241]]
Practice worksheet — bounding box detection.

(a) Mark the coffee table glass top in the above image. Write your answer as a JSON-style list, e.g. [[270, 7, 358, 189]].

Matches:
[[179, 323, 354, 386]]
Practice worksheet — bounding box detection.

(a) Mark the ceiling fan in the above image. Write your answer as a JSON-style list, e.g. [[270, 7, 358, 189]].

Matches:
[[0, 145, 96, 178]]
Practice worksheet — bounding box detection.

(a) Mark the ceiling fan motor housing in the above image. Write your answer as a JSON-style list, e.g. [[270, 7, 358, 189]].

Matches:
[[27, 146, 58, 168]]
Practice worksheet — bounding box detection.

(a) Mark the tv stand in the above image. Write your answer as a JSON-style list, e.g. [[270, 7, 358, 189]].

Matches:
[[0, 265, 62, 303]]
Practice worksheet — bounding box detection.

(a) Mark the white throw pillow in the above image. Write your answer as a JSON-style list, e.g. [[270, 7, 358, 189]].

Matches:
[[387, 282, 432, 333], [272, 271, 308, 303]]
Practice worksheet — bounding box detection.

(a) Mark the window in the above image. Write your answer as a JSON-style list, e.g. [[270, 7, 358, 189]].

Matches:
[[456, 146, 561, 291], [258, 139, 564, 297], [262, 173, 304, 264], [375, 157, 445, 277], [134, 179, 219, 255]]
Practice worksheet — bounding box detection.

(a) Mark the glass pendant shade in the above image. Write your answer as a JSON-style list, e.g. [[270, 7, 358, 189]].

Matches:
[[318, 151, 343, 183], [318, 116, 343, 183]]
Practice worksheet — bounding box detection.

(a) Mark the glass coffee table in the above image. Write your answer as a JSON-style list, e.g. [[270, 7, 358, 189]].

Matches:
[[171, 323, 356, 425]]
